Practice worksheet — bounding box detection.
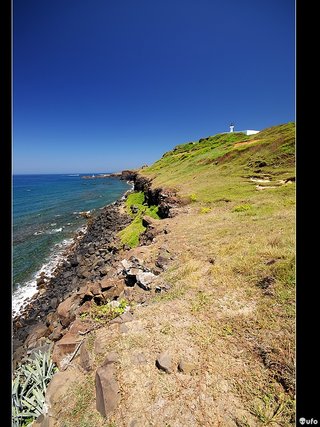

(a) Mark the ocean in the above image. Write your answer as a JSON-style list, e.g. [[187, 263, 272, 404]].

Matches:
[[12, 173, 131, 316]]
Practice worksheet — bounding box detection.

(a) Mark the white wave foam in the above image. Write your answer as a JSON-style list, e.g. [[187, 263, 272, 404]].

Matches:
[[47, 227, 63, 234], [33, 230, 44, 236], [12, 235, 77, 318]]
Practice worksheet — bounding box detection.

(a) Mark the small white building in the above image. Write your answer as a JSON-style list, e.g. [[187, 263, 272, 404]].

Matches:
[[241, 129, 260, 136], [228, 123, 259, 135]]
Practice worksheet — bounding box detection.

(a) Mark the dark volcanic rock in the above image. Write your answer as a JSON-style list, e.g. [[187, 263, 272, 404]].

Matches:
[[12, 203, 132, 364]]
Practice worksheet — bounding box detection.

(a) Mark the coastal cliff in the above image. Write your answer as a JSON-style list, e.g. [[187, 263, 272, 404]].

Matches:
[[12, 123, 296, 427]]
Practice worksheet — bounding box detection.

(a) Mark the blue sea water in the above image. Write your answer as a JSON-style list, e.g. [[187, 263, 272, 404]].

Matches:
[[13, 173, 131, 315]]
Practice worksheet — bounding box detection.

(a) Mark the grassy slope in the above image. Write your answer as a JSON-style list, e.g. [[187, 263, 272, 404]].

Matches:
[[55, 123, 296, 427], [141, 122, 294, 202], [136, 122, 296, 424]]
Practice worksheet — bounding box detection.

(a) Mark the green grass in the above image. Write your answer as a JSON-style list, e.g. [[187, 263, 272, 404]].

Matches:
[[119, 191, 160, 248], [139, 122, 295, 204], [125, 192, 145, 215], [118, 215, 146, 248], [82, 299, 129, 324], [232, 204, 253, 213]]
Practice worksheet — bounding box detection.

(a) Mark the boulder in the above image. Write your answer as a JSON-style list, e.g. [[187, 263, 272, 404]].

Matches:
[[101, 279, 125, 301], [178, 360, 196, 374], [43, 369, 81, 421], [68, 319, 90, 335], [156, 351, 172, 373], [48, 324, 63, 342], [103, 351, 119, 365], [57, 294, 81, 327], [49, 297, 58, 310], [136, 271, 156, 291], [95, 364, 120, 417], [88, 282, 102, 295], [142, 215, 157, 228], [109, 311, 133, 324], [121, 259, 133, 271], [79, 341, 92, 372], [51, 332, 82, 369], [24, 322, 50, 349]]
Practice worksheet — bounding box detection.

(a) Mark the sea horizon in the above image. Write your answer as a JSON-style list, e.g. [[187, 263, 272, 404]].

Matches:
[[12, 171, 118, 176]]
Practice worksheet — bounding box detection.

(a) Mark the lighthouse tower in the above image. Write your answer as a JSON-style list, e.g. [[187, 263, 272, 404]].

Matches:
[[229, 122, 235, 133]]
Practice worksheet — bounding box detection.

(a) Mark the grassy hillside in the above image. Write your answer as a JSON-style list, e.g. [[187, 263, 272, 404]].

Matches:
[[45, 123, 295, 427], [132, 122, 296, 424], [141, 122, 295, 203]]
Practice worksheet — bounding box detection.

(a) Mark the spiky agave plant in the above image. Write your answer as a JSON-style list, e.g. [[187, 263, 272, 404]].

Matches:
[[12, 349, 58, 427]]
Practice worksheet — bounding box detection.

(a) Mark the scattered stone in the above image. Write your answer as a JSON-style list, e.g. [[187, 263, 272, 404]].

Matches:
[[24, 323, 50, 349], [178, 360, 196, 374], [103, 351, 119, 365], [121, 259, 132, 271], [119, 324, 129, 334], [80, 341, 92, 371], [130, 205, 139, 214], [258, 161, 267, 167], [156, 351, 172, 373], [257, 276, 275, 290], [155, 283, 171, 293], [265, 259, 277, 265], [48, 324, 63, 342], [155, 256, 170, 270], [51, 332, 82, 369], [49, 297, 58, 309], [69, 256, 79, 267], [57, 294, 80, 327], [95, 364, 120, 417], [131, 352, 147, 365], [109, 311, 133, 324], [136, 271, 156, 291], [43, 370, 80, 421], [142, 215, 157, 227]]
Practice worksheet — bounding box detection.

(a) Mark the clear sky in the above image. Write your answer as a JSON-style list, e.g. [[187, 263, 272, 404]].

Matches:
[[13, 0, 295, 174]]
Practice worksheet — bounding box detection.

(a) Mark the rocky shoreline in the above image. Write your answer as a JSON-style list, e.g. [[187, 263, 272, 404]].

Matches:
[[12, 171, 180, 370]]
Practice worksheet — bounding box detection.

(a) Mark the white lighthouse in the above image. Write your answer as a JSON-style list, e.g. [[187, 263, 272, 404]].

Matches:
[[229, 122, 235, 133]]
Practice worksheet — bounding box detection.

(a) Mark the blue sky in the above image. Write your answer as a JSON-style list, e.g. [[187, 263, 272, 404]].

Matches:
[[13, 0, 295, 174]]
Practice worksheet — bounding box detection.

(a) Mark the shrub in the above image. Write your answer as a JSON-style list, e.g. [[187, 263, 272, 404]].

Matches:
[[12, 349, 58, 427], [88, 299, 128, 323], [199, 207, 212, 214], [232, 204, 252, 212]]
